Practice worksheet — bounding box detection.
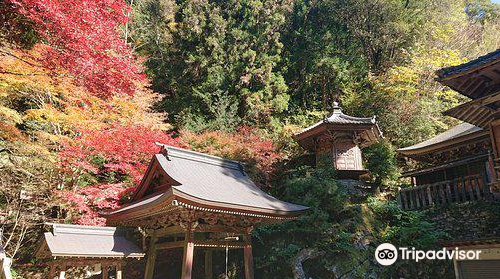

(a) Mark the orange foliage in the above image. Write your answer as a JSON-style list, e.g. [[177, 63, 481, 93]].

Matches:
[[181, 126, 283, 188]]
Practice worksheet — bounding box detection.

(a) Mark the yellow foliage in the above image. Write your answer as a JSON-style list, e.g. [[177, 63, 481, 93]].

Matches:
[[0, 45, 167, 144], [375, 46, 466, 107], [0, 105, 22, 124]]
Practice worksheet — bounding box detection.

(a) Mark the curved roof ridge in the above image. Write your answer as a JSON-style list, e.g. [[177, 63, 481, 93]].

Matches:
[[104, 147, 309, 219], [325, 111, 376, 124], [297, 103, 377, 135], [156, 144, 243, 171], [437, 48, 500, 80], [398, 123, 484, 153]]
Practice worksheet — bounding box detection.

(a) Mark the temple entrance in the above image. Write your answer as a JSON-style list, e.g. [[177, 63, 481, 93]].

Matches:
[[142, 224, 255, 279], [152, 246, 245, 278]]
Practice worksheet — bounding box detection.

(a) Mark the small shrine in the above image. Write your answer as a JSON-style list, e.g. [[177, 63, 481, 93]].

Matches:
[[294, 102, 382, 179]]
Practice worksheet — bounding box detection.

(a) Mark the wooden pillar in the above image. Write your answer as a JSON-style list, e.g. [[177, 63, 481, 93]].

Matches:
[[181, 223, 195, 279], [116, 262, 123, 279], [102, 264, 109, 279], [243, 228, 254, 279], [488, 152, 496, 186], [204, 250, 213, 279], [396, 187, 402, 208], [144, 236, 158, 279], [48, 262, 56, 279], [427, 186, 433, 206], [489, 120, 500, 159]]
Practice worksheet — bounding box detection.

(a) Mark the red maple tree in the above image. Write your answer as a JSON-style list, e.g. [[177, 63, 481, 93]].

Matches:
[[6, 0, 145, 97], [58, 125, 185, 225], [59, 125, 185, 183]]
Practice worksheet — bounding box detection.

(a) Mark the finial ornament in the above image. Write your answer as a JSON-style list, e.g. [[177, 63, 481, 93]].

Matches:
[[332, 101, 342, 114]]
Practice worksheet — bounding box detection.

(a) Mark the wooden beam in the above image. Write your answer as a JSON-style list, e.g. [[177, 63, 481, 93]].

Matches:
[[155, 240, 185, 250], [464, 106, 483, 123], [396, 190, 402, 208], [401, 191, 408, 210], [50, 258, 124, 267], [479, 90, 500, 105], [456, 76, 472, 91], [194, 241, 245, 249], [157, 239, 246, 250], [470, 80, 487, 98], [143, 236, 158, 279], [182, 223, 195, 279], [204, 250, 213, 279], [195, 224, 246, 234], [426, 186, 433, 207], [243, 229, 255, 279], [462, 78, 484, 97], [149, 226, 184, 237]]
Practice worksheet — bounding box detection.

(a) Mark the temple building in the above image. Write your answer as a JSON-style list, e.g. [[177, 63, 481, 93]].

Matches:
[[398, 49, 500, 210], [103, 145, 308, 279], [294, 102, 382, 179], [398, 49, 500, 278]]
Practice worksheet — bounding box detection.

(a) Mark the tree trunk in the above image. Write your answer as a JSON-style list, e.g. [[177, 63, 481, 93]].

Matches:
[[292, 248, 324, 279]]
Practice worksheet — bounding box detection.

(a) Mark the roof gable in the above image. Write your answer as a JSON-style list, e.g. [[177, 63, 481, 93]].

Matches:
[[106, 146, 308, 219], [131, 153, 180, 202], [294, 102, 382, 151], [437, 48, 500, 99]]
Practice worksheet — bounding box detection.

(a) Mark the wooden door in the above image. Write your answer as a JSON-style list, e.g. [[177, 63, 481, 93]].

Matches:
[[334, 143, 362, 171]]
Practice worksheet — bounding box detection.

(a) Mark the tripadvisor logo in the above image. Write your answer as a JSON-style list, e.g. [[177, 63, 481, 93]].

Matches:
[[374, 243, 482, 266], [375, 243, 398, 266]]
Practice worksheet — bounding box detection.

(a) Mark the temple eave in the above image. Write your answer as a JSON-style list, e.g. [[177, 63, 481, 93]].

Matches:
[[104, 194, 305, 229]]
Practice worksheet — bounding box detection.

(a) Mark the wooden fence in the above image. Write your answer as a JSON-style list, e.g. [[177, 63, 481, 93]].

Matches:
[[398, 174, 491, 210]]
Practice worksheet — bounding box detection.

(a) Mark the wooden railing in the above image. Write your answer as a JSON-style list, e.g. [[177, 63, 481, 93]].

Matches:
[[398, 174, 491, 210]]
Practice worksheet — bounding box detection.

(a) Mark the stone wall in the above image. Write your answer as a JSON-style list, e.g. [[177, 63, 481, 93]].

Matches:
[[424, 200, 500, 241]]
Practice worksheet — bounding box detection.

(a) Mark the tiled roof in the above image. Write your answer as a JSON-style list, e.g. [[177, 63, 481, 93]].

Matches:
[[106, 146, 309, 217], [38, 224, 144, 258], [436, 48, 500, 79], [161, 147, 309, 213], [398, 123, 483, 153], [297, 102, 377, 135]]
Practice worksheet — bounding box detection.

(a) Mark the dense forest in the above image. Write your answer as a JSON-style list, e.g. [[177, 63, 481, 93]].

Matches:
[[1, 0, 500, 278]]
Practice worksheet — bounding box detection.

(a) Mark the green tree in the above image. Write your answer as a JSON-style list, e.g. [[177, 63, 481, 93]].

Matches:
[[363, 140, 400, 191], [131, 0, 291, 130]]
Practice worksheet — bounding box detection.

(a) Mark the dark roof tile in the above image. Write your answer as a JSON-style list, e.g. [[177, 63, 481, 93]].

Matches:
[[105, 146, 309, 217], [297, 102, 377, 135], [437, 48, 500, 79], [398, 123, 483, 153]]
